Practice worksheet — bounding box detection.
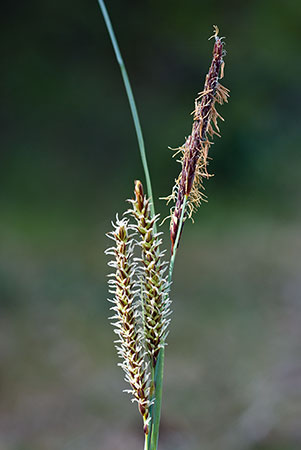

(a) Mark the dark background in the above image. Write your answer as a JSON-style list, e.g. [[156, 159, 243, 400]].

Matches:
[[1, 1, 301, 449]]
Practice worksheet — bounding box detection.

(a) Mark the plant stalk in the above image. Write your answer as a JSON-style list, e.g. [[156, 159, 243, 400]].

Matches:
[[144, 429, 150, 450], [150, 195, 188, 449]]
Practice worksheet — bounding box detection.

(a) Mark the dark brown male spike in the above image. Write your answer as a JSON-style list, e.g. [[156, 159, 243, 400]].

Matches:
[[169, 26, 229, 254]]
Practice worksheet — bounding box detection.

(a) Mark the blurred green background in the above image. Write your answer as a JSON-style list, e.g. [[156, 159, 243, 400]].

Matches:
[[1, 1, 301, 449]]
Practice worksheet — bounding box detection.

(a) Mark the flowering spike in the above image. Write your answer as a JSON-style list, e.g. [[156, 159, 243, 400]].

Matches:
[[166, 26, 230, 254], [128, 181, 171, 367], [105, 216, 150, 430]]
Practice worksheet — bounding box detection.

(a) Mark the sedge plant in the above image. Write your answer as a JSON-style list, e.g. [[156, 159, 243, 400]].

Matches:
[[99, 2, 229, 448]]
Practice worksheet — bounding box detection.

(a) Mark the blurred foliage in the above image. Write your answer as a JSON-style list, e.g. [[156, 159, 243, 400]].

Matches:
[[1, 1, 301, 449]]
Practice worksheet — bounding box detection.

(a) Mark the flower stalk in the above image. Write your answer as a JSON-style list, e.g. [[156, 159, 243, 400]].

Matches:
[[150, 194, 188, 449]]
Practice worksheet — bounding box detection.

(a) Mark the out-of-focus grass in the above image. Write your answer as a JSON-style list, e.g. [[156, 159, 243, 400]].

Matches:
[[1, 197, 300, 450]]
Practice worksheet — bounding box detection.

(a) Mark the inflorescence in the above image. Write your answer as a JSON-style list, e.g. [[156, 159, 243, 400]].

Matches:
[[105, 25, 230, 435], [106, 181, 170, 433], [165, 26, 229, 254]]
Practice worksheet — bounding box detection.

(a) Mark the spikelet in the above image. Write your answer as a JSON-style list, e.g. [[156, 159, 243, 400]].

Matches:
[[128, 181, 171, 368], [166, 26, 230, 254], [105, 216, 151, 433]]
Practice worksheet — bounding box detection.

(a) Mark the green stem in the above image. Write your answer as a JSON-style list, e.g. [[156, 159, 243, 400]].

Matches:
[[144, 429, 150, 450], [169, 195, 188, 278], [150, 196, 188, 450], [97, 0, 156, 227], [146, 366, 155, 448]]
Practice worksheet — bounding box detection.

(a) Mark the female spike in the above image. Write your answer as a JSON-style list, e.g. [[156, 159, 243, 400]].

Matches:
[[105, 217, 151, 433]]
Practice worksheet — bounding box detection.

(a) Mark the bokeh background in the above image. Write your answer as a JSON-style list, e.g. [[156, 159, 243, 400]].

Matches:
[[1, 1, 301, 449]]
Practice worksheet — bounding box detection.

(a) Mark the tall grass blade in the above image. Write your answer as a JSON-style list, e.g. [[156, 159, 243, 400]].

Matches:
[[97, 0, 156, 226]]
